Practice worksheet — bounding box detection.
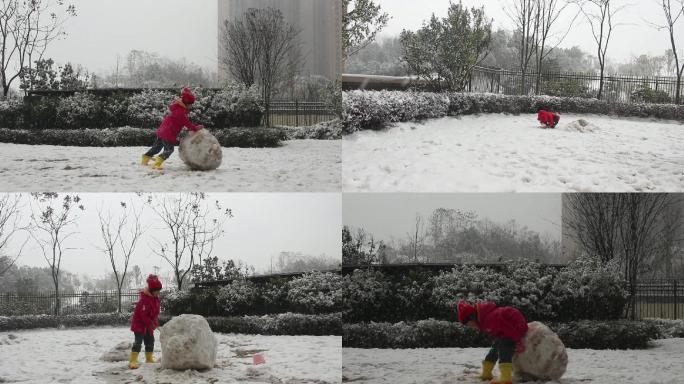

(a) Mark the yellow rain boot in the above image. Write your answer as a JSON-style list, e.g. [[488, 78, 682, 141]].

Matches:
[[128, 352, 139, 369], [152, 156, 165, 170], [145, 352, 157, 363], [141, 155, 152, 166], [479, 360, 495, 381], [490, 363, 513, 384]]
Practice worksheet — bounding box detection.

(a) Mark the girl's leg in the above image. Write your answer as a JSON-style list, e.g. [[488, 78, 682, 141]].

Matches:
[[129, 333, 144, 369], [132, 332, 144, 353], [495, 339, 516, 383], [145, 138, 163, 157], [144, 332, 157, 363], [479, 344, 498, 380], [159, 140, 175, 160]]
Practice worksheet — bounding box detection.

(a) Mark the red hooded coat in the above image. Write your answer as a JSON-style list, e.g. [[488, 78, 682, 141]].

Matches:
[[476, 301, 528, 343], [130, 289, 160, 335], [537, 110, 560, 128], [155, 101, 202, 144]]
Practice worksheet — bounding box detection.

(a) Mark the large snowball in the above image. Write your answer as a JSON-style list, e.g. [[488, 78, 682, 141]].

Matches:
[[513, 322, 568, 381], [160, 314, 217, 370], [179, 130, 223, 171], [562, 119, 598, 133]]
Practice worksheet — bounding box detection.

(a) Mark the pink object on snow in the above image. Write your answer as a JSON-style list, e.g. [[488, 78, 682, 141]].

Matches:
[[253, 353, 266, 365]]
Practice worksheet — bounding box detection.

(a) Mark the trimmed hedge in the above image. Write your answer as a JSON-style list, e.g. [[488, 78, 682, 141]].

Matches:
[[342, 90, 684, 133], [0, 126, 285, 148], [644, 318, 684, 339], [343, 319, 659, 350], [0, 86, 264, 130], [281, 119, 342, 140], [342, 259, 627, 323], [0, 312, 341, 335], [0, 313, 129, 331]]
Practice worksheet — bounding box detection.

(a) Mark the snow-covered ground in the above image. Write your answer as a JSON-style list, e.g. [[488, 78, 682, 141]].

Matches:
[[0, 140, 341, 191], [342, 340, 684, 383], [342, 114, 684, 192], [0, 327, 341, 383]]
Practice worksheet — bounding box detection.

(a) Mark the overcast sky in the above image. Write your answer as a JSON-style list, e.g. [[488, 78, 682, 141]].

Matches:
[[376, 0, 674, 64], [46, 0, 218, 73], [343, 193, 561, 243], [4, 193, 341, 279]]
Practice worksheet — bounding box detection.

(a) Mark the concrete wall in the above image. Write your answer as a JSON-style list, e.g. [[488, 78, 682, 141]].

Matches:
[[218, 0, 342, 82]]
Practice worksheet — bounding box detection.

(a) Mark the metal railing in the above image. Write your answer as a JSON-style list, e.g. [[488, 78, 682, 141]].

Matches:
[[266, 100, 338, 127], [634, 280, 684, 320], [0, 290, 140, 316]]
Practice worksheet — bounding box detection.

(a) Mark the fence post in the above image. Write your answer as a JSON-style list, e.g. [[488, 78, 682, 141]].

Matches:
[[675, 280, 679, 320], [295, 100, 299, 127]]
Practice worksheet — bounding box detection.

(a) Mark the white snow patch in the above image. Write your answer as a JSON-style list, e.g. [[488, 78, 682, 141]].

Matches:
[[343, 340, 684, 383], [0, 140, 341, 192], [343, 114, 684, 192], [0, 327, 341, 383]]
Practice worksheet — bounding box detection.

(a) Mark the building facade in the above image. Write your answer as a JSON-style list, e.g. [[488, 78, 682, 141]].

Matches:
[[218, 0, 342, 82]]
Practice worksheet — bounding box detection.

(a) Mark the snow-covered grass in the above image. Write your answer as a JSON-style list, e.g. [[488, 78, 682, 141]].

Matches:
[[0, 140, 341, 191], [343, 340, 684, 383], [342, 113, 684, 192], [0, 327, 341, 383]]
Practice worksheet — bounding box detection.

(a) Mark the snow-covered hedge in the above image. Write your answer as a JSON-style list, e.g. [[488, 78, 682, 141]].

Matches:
[[645, 318, 684, 339], [0, 126, 285, 147], [199, 312, 342, 336], [56, 92, 101, 128], [342, 90, 684, 133], [126, 89, 174, 128], [217, 279, 260, 315], [0, 313, 129, 331], [343, 319, 659, 349], [281, 119, 342, 140], [287, 272, 344, 314], [0, 98, 24, 128], [344, 258, 627, 323]]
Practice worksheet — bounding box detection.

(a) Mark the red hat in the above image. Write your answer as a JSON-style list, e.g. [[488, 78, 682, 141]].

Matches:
[[147, 274, 162, 291], [457, 300, 477, 324], [181, 87, 196, 105]]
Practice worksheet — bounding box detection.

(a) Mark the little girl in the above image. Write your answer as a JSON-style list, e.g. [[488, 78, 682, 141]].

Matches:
[[458, 300, 528, 384], [142, 87, 204, 170], [537, 108, 560, 129], [128, 274, 162, 369]]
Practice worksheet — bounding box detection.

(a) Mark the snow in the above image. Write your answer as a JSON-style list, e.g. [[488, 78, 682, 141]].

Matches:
[[342, 114, 684, 192], [0, 327, 341, 384], [343, 339, 684, 383], [0, 140, 341, 192]]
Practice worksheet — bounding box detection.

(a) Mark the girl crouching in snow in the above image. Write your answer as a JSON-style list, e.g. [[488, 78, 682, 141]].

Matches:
[[128, 274, 162, 369], [537, 108, 560, 129], [458, 300, 528, 384], [141, 87, 204, 170]]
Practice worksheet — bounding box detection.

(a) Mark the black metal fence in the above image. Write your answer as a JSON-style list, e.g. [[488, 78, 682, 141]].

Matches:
[[266, 100, 337, 127], [634, 280, 684, 320], [0, 290, 140, 316]]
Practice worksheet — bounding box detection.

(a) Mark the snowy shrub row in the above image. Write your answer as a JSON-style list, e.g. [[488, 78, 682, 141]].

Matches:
[[0, 86, 264, 130], [343, 257, 627, 323], [343, 319, 659, 350], [164, 272, 343, 317], [342, 90, 684, 133], [644, 318, 684, 339], [196, 313, 342, 336], [0, 126, 285, 148], [0, 313, 129, 331], [281, 119, 342, 140]]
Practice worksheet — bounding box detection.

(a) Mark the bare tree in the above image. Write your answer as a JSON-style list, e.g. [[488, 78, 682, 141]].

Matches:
[[507, 0, 540, 94], [97, 201, 144, 313], [578, 0, 625, 100], [534, 0, 578, 93], [653, 0, 684, 103], [0, 194, 28, 278], [0, 0, 76, 97], [220, 8, 303, 125], [406, 213, 427, 262], [146, 193, 231, 290], [29, 193, 83, 315]]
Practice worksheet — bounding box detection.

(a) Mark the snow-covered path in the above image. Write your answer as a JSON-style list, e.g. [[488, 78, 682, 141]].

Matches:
[[0, 327, 341, 383], [343, 340, 684, 383], [342, 114, 684, 192], [0, 140, 341, 192]]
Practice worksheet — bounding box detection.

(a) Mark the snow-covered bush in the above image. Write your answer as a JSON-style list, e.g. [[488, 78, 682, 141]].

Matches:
[[56, 92, 102, 128], [286, 272, 344, 314], [0, 98, 24, 129], [212, 127, 284, 147], [197, 312, 342, 336], [126, 89, 174, 128], [342, 90, 684, 133], [209, 85, 264, 128], [645, 318, 684, 339], [217, 279, 259, 315], [343, 319, 658, 350], [261, 278, 289, 313], [282, 119, 342, 140], [0, 313, 130, 331], [342, 269, 393, 322], [101, 92, 130, 127]]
